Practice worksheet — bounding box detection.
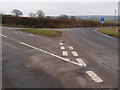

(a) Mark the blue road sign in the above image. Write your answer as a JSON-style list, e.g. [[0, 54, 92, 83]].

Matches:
[[101, 17, 104, 21], [100, 17, 105, 24]]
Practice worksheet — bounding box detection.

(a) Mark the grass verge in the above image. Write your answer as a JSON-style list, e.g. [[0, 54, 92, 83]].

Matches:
[[97, 27, 119, 38], [21, 29, 62, 37], [105, 20, 118, 24]]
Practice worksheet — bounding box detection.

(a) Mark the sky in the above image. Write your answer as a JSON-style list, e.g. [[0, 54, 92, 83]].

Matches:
[[0, 0, 119, 16], [1, 0, 119, 2]]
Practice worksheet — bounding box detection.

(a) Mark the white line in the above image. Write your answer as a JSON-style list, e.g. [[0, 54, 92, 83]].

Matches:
[[60, 46, 65, 50], [20, 42, 83, 67], [65, 58, 70, 61], [60, 43, 63, 45], [86, 71, 103, 83], [71, 51, 78, 56], [29, 34, 34, 36], [62, 51, 68, 56], [68, 46, 74, 50], [20, 32, 23, 34], [0, 34, 7, 38], [76, 58, 87, 67], [15, 31, 19, 33]]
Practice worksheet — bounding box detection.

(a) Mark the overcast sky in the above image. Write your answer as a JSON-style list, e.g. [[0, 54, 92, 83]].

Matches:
[[0, 0, 119, 16]]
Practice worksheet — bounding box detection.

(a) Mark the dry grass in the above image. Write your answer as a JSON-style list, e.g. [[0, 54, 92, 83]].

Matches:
[[97, 27, 119, 38]]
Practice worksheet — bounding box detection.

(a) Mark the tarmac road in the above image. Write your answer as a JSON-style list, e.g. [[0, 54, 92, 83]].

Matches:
[[1, 27, 118, 88]]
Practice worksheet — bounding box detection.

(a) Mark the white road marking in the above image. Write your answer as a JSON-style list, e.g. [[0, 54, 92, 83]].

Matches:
[[20, 42, 83, 67], [29, 34, 34, 36], [60, 43, 63, 45], [62, 51, 68, 56], [0, 34, 7, 38], [65, 58, 70, 61], [15, 31, 19, 33], [76, 58, 87, 66], [71, 51, 78, 56], [60, 46, 65, 50], [20, 32, 23, 33], [86, 71, 103, 83], [68, 46, 74, 50]]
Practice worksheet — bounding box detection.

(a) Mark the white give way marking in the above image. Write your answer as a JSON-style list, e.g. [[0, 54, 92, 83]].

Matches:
[[86, 71, 103, 83], [0, 34, 7, 38], [20, 41, 103, 83], [20, 42, 85, 67]]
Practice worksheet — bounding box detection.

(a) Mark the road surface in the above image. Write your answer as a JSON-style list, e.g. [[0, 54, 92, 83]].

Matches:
[[1, 27, 118, 88]]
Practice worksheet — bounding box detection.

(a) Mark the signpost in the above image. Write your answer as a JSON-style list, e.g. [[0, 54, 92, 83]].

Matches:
[[100, 17, 104, 27]]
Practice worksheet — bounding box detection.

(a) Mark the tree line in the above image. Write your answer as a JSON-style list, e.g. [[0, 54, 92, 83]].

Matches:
[[1, 9, 119, 28], [10, 9, 45, 18], [7, 9, 77, 20]]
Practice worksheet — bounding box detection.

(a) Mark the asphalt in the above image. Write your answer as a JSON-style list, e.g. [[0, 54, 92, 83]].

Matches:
[[2, 26, 118, 88]]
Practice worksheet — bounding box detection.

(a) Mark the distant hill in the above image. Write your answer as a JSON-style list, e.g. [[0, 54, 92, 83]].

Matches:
[[52, 15, 118, 21], [75, 15, 118, 21]]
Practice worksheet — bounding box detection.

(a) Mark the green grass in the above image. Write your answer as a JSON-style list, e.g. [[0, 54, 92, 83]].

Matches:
[[21, 29, 62, 37], [105, 20, 118, 24], [97, 27, 119, 38]]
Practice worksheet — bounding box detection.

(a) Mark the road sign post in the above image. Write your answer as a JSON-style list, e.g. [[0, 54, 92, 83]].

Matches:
[[100, 17, 104, 27]]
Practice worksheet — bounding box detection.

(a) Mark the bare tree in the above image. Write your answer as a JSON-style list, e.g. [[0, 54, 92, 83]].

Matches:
[[29, 12, 36, 18], [70, 16, 76, 20], [46, 16, 51, 19], [11, 9, 23, 16], [59, 14, 69, 19], [36, 10, 45, 18]]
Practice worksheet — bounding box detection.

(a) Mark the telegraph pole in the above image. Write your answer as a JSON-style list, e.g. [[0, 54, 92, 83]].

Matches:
[[114, 9, 117, 27]]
